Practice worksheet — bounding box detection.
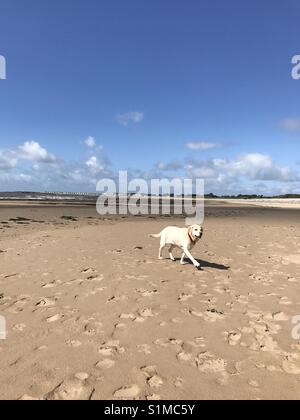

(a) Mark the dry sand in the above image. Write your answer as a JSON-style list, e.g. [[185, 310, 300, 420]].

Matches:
[[0, 202, 300, 400], [211, 198, 300, 209]]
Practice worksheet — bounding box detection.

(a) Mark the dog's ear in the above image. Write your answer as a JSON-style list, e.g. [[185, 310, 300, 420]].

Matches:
[[187, 226, 194, 239]]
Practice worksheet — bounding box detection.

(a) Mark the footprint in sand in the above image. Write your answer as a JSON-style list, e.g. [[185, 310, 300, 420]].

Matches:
[[12, 324, 26, 332], [248, 380, 259, 388], [133, 308, 155, 323], [248, 325, 280, 353], [6, 296, 31, 314], [141, 365, 157, 378], [66, 340, 82, 348], [98, 340, 125, 356], [113, 385, 140, 400], [174, 377, 184, 388], [42, 281, 61, 289], [120, 313, 135, 320], [190, 308, 225, 323], [141, 366, 164, 389], [134, 317, 146, 323], [107, 295, 128, 304], [35, 297, 56, 308], [19, 395, 41, 400], [137, 344, 151, 355], [279, 297, 293, 306], [45, 374, 94, 400], [96, 359, 115, 369], [146, 394, 161, 400], [177, 352, 193, 363], [196, 336, 207, 345], [267, 312, 289, 322], [115, 323, 126, 330], [139, 308, 155, 318], [81, 267, 96, 274], [110, 249, 124, 255], [46, 314, 62, 323], [196, 352, 227, 375], [137, 289, 158, 298], [148, 375, 163, 389], [36, 345, 48, 351], [224, 331, 242, 346], [282, 353, 300, 375], [84, 320, 104, 336], [178, 293, 193, 302]]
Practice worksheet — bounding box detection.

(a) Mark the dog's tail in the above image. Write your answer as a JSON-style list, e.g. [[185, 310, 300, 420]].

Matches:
[[149, 233, 161, 239]]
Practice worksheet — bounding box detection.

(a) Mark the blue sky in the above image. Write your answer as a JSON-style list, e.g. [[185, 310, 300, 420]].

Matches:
[[0, 0, 300, 194]]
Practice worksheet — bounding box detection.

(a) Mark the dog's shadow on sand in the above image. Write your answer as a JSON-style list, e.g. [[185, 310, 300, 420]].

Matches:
[[179, 259, 230, 270], [197, 259, 230, 270]]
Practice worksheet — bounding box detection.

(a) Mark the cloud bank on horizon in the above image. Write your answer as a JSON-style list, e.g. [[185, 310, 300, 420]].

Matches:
[[0, 133, 299, 196]]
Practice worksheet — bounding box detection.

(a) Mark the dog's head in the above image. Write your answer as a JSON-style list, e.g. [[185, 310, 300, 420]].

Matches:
[[188, 225, 203, 241]]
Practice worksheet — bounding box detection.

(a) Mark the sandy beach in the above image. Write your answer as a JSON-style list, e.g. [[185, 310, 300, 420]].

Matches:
[[214, 198, 300, 210], [0, 201, 299, 400]]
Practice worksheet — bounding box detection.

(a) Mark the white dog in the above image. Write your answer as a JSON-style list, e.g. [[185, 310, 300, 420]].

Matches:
[[150, 225, 203, 269]]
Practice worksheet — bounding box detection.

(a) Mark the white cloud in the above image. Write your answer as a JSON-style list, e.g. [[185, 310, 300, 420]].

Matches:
[[0, 141, 111, 192], [84, 136, 96, 148], [116, 111, 144, 126], [155, 161, 183, 171], [86, 156, 105, 174], [0, 141, 56, 172], [280, 118, 300, 132], [0, 150, 18, 170], [0, 138, 299, 197], [184, 153, 299, 196], [18, 141, 56, 163], [18, 173, 33, 182], [186, 153, 298, 186], [186, 141, 220, 151]]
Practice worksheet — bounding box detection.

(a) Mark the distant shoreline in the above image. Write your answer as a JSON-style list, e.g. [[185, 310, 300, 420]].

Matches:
[[0, 197, 300, 209]]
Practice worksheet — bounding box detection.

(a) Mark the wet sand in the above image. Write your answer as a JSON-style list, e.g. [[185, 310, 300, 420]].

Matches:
[[0, 201, 300, 400]]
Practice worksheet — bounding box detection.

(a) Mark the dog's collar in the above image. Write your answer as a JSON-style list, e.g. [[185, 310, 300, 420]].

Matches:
[[188, 229, 197, 243]]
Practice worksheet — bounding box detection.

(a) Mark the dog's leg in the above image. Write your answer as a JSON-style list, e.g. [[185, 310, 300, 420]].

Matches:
[[168, 245, 175, 261], [158, 239, 165, 260], [158, 246, 164, 260], [180, 253, 187, 265], [183, 248, 201, 269]]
